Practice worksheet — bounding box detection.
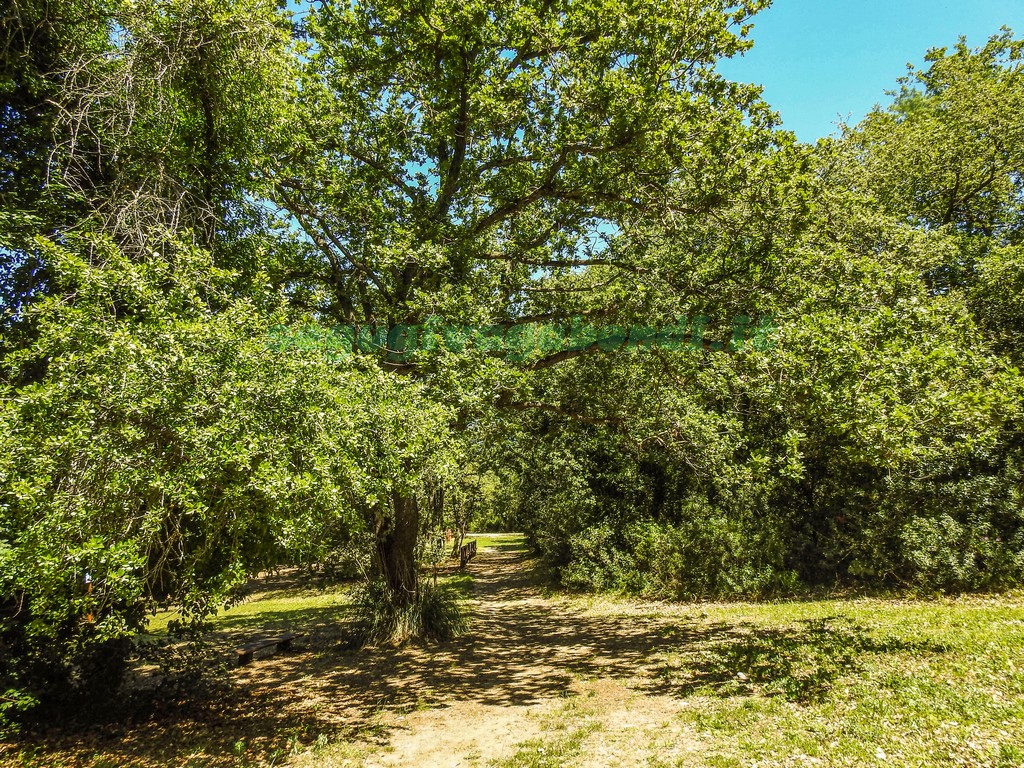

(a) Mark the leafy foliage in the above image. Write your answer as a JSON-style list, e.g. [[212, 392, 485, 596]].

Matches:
[[507, 33, 1024, 597], [0, 234, 452, 725], [2, 0, 1023, 735]]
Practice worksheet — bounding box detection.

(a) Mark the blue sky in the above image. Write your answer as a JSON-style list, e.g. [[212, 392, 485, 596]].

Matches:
[[717, 0, 1024, 143]]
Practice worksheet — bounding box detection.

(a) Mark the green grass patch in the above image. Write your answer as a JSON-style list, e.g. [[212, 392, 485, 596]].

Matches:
[[441, 572, 475, 593], [491, 726, 596, 768], [467, 532, 529, 553], [146, 583, 353, 636], [146, 571, 472, 641], [589, 595, 1024, 767]]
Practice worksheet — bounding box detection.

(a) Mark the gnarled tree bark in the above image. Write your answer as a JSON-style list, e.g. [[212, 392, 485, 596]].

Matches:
[[375, 489, 420, 607]]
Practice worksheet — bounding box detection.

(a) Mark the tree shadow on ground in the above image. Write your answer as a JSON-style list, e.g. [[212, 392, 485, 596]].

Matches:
[[655, 616, 948, 704], [486, 541, 531, 553], [3, 550, 949, 767]]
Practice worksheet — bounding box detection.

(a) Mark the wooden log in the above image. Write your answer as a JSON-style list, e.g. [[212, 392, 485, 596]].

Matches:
[[235, 632, 299, 666]]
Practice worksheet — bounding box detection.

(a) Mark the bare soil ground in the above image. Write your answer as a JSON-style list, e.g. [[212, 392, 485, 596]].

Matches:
[[308, 545, 702, 767], [2, 544, 699, 767], [11, 543, 1021, 767]]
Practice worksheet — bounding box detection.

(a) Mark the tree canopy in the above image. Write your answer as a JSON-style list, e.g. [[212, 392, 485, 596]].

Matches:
[[1, 0, 1022, 730]]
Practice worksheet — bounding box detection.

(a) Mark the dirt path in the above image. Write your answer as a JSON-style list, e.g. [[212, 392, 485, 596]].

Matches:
[[11, 543, 702, 768], [15, 546, 1024, 768], [299, 542, 703, 768]]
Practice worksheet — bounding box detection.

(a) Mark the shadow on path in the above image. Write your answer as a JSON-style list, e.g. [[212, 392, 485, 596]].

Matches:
[[10, 545, 942, 767]]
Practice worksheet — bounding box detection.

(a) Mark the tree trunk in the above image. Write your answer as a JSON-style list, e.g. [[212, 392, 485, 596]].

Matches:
[[376, 489, 420, 606]]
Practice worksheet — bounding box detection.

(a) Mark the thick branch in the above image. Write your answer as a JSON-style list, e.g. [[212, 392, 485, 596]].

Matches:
[[436, 48, 474, 218], [479, 252, 645, 275], [527, 344, 606, 370]]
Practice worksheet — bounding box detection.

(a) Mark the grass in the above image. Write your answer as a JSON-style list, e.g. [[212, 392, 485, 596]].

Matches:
[[492, 725, 599, 768], [145, 581, 354, 636], [350, 578, 471, 646], [6, 545, 1024, 768], [568, 594, 1024, 767], [467, 532, 531, 553]]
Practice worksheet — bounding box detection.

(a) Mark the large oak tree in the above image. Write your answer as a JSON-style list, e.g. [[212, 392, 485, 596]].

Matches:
[[273, 0, 783, 604]]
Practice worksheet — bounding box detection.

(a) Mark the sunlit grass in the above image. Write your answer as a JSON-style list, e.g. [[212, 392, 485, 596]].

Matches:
[[467, 532, 529, 553], [145, 581, 355, 636], [571, 593, 1024, 767], [146, 569, 481, 636]]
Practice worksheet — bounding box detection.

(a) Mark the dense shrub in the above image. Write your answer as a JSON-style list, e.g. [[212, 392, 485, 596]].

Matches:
[[349, 579, 469, 647], [0, 238, 451, 730]]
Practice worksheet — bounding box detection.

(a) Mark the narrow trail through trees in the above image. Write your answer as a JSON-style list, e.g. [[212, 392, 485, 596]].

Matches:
[[18, 543, 703, 767], [343, 543, 701, 767]]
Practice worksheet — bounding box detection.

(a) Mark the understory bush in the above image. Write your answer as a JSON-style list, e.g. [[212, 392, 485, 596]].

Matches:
[[350, 579, 470, 647], [560, 515, 799, 600]]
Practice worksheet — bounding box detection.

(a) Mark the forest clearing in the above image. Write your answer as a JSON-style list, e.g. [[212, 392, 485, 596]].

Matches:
[[3, 0, 1024, 763], [5, 536, 1023, 768]]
